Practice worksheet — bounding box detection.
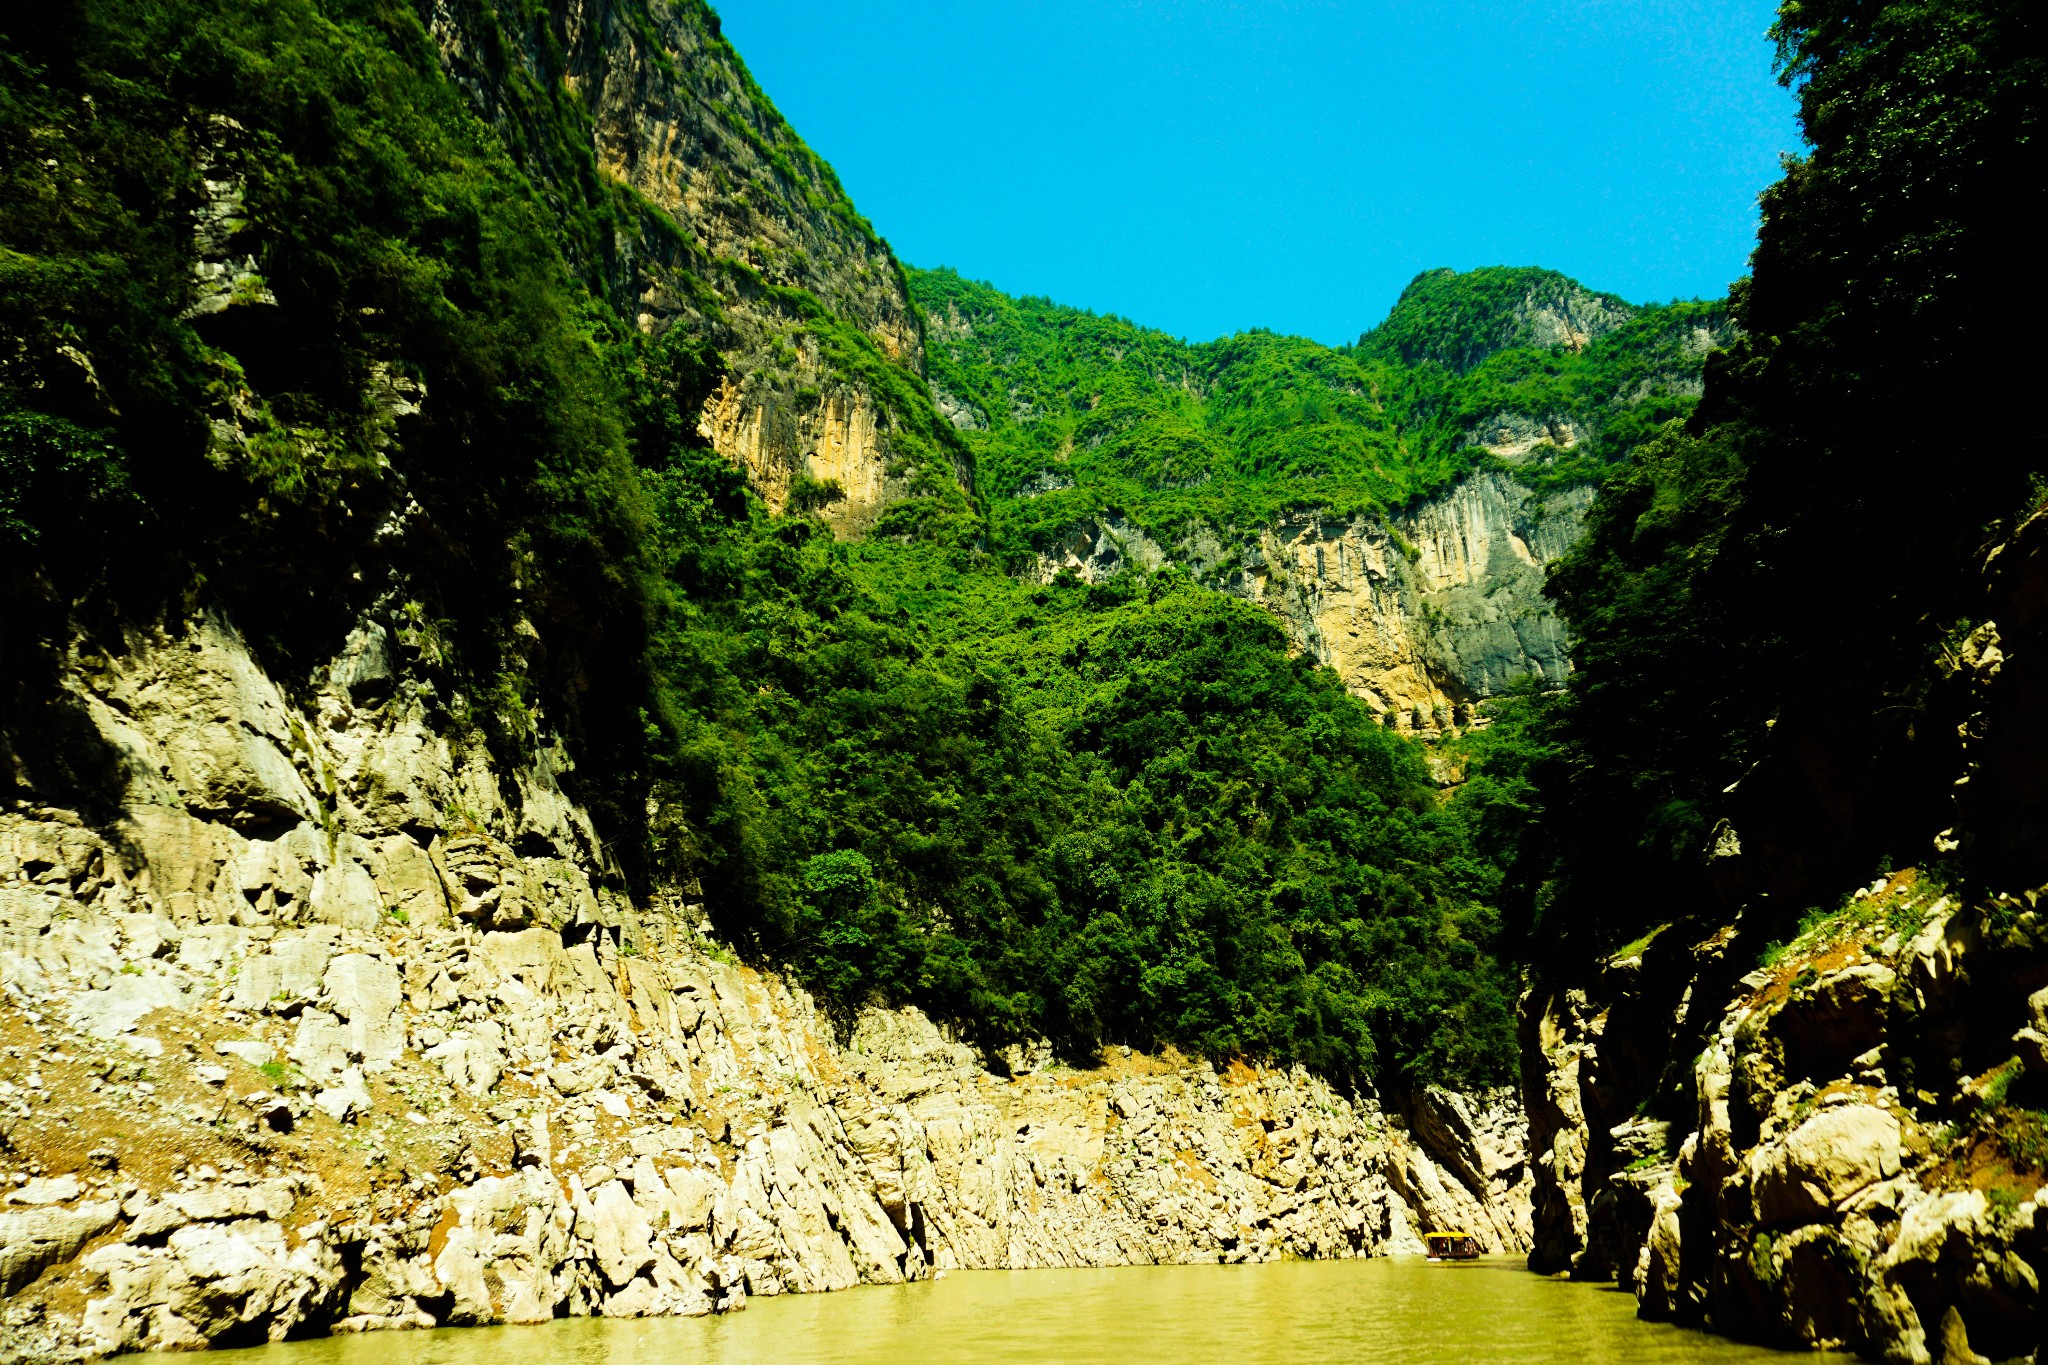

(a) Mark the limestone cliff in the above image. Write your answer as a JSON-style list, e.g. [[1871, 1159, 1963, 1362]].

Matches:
[[425, 0, 961, 534], [0, 609, 1532, 1361], [1034, 474, 1590, 730]]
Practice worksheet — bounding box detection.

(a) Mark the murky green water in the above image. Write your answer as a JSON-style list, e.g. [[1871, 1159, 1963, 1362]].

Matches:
[[221, 1260, 1842, 1365]]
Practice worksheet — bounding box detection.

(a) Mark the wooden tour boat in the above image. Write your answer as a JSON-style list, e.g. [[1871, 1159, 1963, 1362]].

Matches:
[[1424, 1230, 1482, 1262]]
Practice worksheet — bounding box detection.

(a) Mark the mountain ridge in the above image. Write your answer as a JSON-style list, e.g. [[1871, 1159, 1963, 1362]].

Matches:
[[906, 262, 1733, 726]]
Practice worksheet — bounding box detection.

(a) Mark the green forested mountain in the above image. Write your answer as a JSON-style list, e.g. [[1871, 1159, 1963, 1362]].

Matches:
[[911, 265, 1730, 570], [629, 255, 1739, 1085], [1, 0, 1614, 1089], [17, 0, 1996, 1104]]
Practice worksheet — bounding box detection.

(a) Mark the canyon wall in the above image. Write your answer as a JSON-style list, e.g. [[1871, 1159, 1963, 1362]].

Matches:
[[1032, 473, 1591, 730], [0, 607, 1532, 1363], [426, 0, 956, 536]]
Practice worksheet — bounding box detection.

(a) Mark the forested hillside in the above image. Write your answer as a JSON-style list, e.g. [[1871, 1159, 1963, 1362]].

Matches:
[[0, 0, 1621, 1090]]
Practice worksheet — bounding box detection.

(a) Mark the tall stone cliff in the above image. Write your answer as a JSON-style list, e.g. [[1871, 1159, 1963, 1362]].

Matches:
[[1032, 473, 1592, 730], [425, 0, 958, 533]]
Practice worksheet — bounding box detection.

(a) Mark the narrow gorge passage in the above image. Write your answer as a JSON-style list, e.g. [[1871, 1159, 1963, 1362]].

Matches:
[[2, 0, 2039, 1361]]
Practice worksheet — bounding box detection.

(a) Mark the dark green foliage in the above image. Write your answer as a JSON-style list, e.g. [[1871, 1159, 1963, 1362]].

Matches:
[[1511, 423, 1759, 956], [1726, 0, 2044, 655], [1, 0, 1538, 1088], [1495, 0, 2047, 962], [624, 349, 1519, 1078], [1357, 266, 1626, 374], [1009, 574, 1517, 1083], [1439, 680, 1568, 956], [0, 404, 136, 565], [0, 0, 648, 690]]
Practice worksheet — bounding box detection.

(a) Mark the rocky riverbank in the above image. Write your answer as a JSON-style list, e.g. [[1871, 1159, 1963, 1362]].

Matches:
[[1521, 500, 2048, 1365], [1524, 876, 2047, 1363], [0, 608, 1531, 1362]]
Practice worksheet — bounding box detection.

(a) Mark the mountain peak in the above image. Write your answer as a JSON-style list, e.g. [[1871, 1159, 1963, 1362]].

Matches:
[[1359, 266, 1636, 373]]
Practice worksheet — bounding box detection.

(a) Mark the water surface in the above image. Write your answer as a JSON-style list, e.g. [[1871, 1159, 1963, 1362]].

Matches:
[[224, 1260, 1843, 1365]]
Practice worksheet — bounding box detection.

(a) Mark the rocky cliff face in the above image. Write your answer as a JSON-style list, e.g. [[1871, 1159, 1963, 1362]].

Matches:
[[425, 0, 955, 535], [0, 607, 1532, 1362], [1523, 888, 2047, 1364], [1033, 473, 1589, 729]]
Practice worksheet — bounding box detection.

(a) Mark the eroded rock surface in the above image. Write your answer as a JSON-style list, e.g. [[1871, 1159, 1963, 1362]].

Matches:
[[0, 611, 1530, 1363], [421, 0, 960, 540], [1523, 882, 2048, 1363], [1033, 473, 1589, 731]]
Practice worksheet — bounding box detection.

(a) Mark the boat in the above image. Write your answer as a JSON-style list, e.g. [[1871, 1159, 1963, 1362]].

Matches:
[[1424, 1230, 1482, 1261]]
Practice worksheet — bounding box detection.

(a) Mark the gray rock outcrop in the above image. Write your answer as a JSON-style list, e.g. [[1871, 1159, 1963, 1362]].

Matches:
[[1035, 472, 1589, 729]]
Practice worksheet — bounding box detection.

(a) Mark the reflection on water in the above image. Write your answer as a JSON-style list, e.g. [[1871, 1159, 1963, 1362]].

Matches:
[[217, 1259, 1847, 1365]]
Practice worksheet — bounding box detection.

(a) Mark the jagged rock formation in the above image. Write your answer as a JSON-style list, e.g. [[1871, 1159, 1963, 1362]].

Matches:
[[1033, 473, 1591, 729], [1519, 514, 2048, 1364], [0, 608, 1532, 1362], [1524, 889, 2047, 1363]]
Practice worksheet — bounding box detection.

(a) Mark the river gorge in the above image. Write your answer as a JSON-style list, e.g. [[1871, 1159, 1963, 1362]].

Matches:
[[3, 0, 2042, 1360]]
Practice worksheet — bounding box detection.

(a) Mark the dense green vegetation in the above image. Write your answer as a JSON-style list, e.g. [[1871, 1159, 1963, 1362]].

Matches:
[[23, 0, 2010, 1097], [634, 469, 1520, 1078], [912, 265, 1728, 569], [1477, 0, 2046, 965], [0, 0, 1536, 1088], [622, 317, 1519, 1080]]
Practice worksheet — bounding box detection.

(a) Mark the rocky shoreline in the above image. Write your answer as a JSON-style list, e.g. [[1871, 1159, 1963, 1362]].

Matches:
[[0, 610, 1530, 1362], [1524, 880, 2047, 1364]]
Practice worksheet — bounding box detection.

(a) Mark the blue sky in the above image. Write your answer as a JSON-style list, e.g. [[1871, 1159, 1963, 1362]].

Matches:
[[716, 0, 1800, 346]]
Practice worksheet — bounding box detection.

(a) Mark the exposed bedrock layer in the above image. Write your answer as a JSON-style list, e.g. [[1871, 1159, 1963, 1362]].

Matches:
[[1032, 473, 1591, 730], [1524, 900, 2048, 1364], [0, 608, 1531, 1363]]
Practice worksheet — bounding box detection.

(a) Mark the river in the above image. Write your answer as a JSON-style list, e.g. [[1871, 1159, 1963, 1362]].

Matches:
[[212, 1259, 1846, 1365]]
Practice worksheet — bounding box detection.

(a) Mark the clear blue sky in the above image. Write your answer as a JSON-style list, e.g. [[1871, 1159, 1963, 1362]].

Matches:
[[716, 0, 1800, 346]]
